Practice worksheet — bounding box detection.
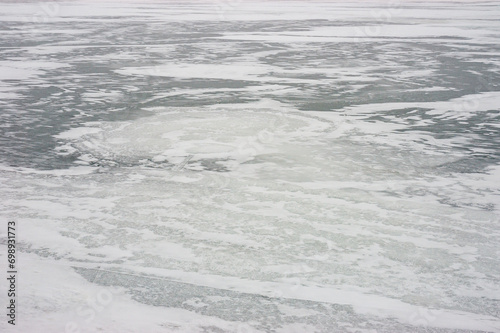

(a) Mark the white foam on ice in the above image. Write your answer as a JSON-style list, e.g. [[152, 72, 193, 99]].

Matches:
[[116, 63, 271, 81], [55, 126, 103, 140]]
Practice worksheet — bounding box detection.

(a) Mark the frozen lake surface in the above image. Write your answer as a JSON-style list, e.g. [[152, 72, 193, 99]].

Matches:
[[0, 1, 499, 332]]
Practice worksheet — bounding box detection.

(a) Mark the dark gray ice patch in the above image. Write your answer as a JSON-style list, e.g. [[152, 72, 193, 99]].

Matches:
[[436, 154, 498, 174], [73, 267, 488, 333]]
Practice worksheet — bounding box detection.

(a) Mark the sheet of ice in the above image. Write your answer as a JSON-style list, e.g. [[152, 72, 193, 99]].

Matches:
[[3, 100, 500, 331], [0, 1, 499, 332]]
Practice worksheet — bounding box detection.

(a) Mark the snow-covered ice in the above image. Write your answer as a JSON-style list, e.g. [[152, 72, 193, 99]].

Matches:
[[0, 1, 499, 332]]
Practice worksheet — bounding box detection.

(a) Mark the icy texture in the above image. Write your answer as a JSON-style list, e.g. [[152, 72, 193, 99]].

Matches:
[[0, 1, 499, 332]]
